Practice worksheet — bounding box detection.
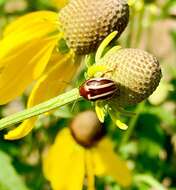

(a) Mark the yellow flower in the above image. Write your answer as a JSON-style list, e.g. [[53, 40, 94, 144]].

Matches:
[[52, 0, 69, 8], [0, 11, 81, 140], [43, 128, 132, 190]]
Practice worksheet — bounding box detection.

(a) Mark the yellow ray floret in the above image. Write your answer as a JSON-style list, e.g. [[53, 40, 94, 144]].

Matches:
[[0, 11, 60, 104], [5, 52, 80, 140], [93, 138, 132, 187], [0, 36, 58, 104], [43, 128, 132, 190], [52, 0, 69, 8], [85, 151, 95, 190], [43, 128, 85, 190], [0, 11, 59, 59]]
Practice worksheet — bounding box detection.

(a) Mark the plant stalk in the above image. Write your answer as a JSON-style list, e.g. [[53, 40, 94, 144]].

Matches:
[[120, 102, 145, 146], [0, 88, 81, 130]]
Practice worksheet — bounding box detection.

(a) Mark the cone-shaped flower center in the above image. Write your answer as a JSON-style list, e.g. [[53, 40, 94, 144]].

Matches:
[[70, 110, 105, 147]]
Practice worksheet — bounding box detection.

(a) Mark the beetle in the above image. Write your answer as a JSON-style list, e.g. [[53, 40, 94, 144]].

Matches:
[[79, 78, 118, 101]]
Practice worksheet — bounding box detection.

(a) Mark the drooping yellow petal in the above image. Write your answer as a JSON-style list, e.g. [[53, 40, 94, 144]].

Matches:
[[95, 101, 106, 123], [0, 36, 58, 105], [0, 11, 61, 104], [93, 138, 132, 187], [85, 151, 95, 190], [5, 51, 81, 140], [43, 128, 85, 190], [4, 11, 58, 36], [0, 11, 59, 59], [90, 148, 106, 176], [27, 52, 78, 106], [52, 0, 69, 8], [4, 118, 36, 140]]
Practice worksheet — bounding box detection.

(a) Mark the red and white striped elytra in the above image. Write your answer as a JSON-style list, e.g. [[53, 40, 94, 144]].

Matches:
[[79, 78, 118, 101]]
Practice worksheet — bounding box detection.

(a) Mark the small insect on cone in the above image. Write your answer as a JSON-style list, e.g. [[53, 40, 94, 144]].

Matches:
[[79, 78, 119, 101]]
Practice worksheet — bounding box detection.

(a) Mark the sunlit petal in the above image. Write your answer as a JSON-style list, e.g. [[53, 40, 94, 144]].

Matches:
[[52, 0, 69, 8], [43, 128, 85, 190], [0, 36, 58, 105], [93, 138, 132, 187], [5, 51, 81, 140], [90, 148, 106, 176], [4, 118, 36, 140], [4, 11, 58, 35], [27, 51, 79, 106], [85, 151, 95, 190], [0, 11, 59, 59]]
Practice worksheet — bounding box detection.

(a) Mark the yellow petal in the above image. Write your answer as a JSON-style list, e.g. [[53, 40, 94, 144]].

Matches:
[[85, 151, 95, 190], [115, 120, 128, 130], [87, 65, 108, 78], [90, 148, 106, 176], [93, 138, 132, 187], [0, 36, 58, 105], [5, 51, 80, 140], [0, 11, 59, 59], [43, 128, 85, 190], [3, 11, 58, 36], [27, 51, 78, 106], [95, 101, 106, 123], [128, 0, 136, 6], [4, 118, 36, 140], [52, 0, 69, 8]]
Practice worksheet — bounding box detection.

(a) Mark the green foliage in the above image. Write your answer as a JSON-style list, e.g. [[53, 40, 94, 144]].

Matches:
[[0, 151, 30, 190]]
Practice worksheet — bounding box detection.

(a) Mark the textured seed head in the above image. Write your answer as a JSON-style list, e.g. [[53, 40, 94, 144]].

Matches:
[[60, 0, 129, 54], [97, 48, 162, 107]]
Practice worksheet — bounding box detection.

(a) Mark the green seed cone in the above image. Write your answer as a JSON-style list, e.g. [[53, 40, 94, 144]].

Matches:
[[97, 48, 162, 107], [60, 0, 129, 54]]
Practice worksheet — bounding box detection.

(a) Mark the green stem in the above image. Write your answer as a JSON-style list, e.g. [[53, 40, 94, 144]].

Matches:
[[126, 10, 134, 47], [135, 8, 145, 47], [0, 88, 81, 130], [134, 174, 165, 190], [120, 102, 145, 146]]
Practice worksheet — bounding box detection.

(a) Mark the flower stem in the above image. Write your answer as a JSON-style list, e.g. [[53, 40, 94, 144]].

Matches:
[[0, 88, 81, 130], [120, 102, 145, 146]]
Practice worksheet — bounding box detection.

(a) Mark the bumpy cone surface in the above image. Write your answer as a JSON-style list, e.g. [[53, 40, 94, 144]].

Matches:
[[60, 0, 129, 54], [97, 48, 162, 107]]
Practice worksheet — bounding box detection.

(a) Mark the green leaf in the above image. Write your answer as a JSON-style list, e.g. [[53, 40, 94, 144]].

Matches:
[[171, 30, 176, 48], [0, 0, 5, 6], [0, 151, 30, 190], [134, 174, 165, 190], [58, 38, 70, 54], [85, 53, 95, 68]]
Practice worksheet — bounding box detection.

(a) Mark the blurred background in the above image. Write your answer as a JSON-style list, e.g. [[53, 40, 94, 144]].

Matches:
[[0, 0, 176, 189]]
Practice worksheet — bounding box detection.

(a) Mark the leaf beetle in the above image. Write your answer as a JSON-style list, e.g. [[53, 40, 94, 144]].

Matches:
[[79, 78, 118, 101]]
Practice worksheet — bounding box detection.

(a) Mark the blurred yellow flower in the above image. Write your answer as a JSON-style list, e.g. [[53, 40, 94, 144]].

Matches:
[[52, 0, 69, 8], [0, 11, 80, 140], [43, 128, 132, 190]]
